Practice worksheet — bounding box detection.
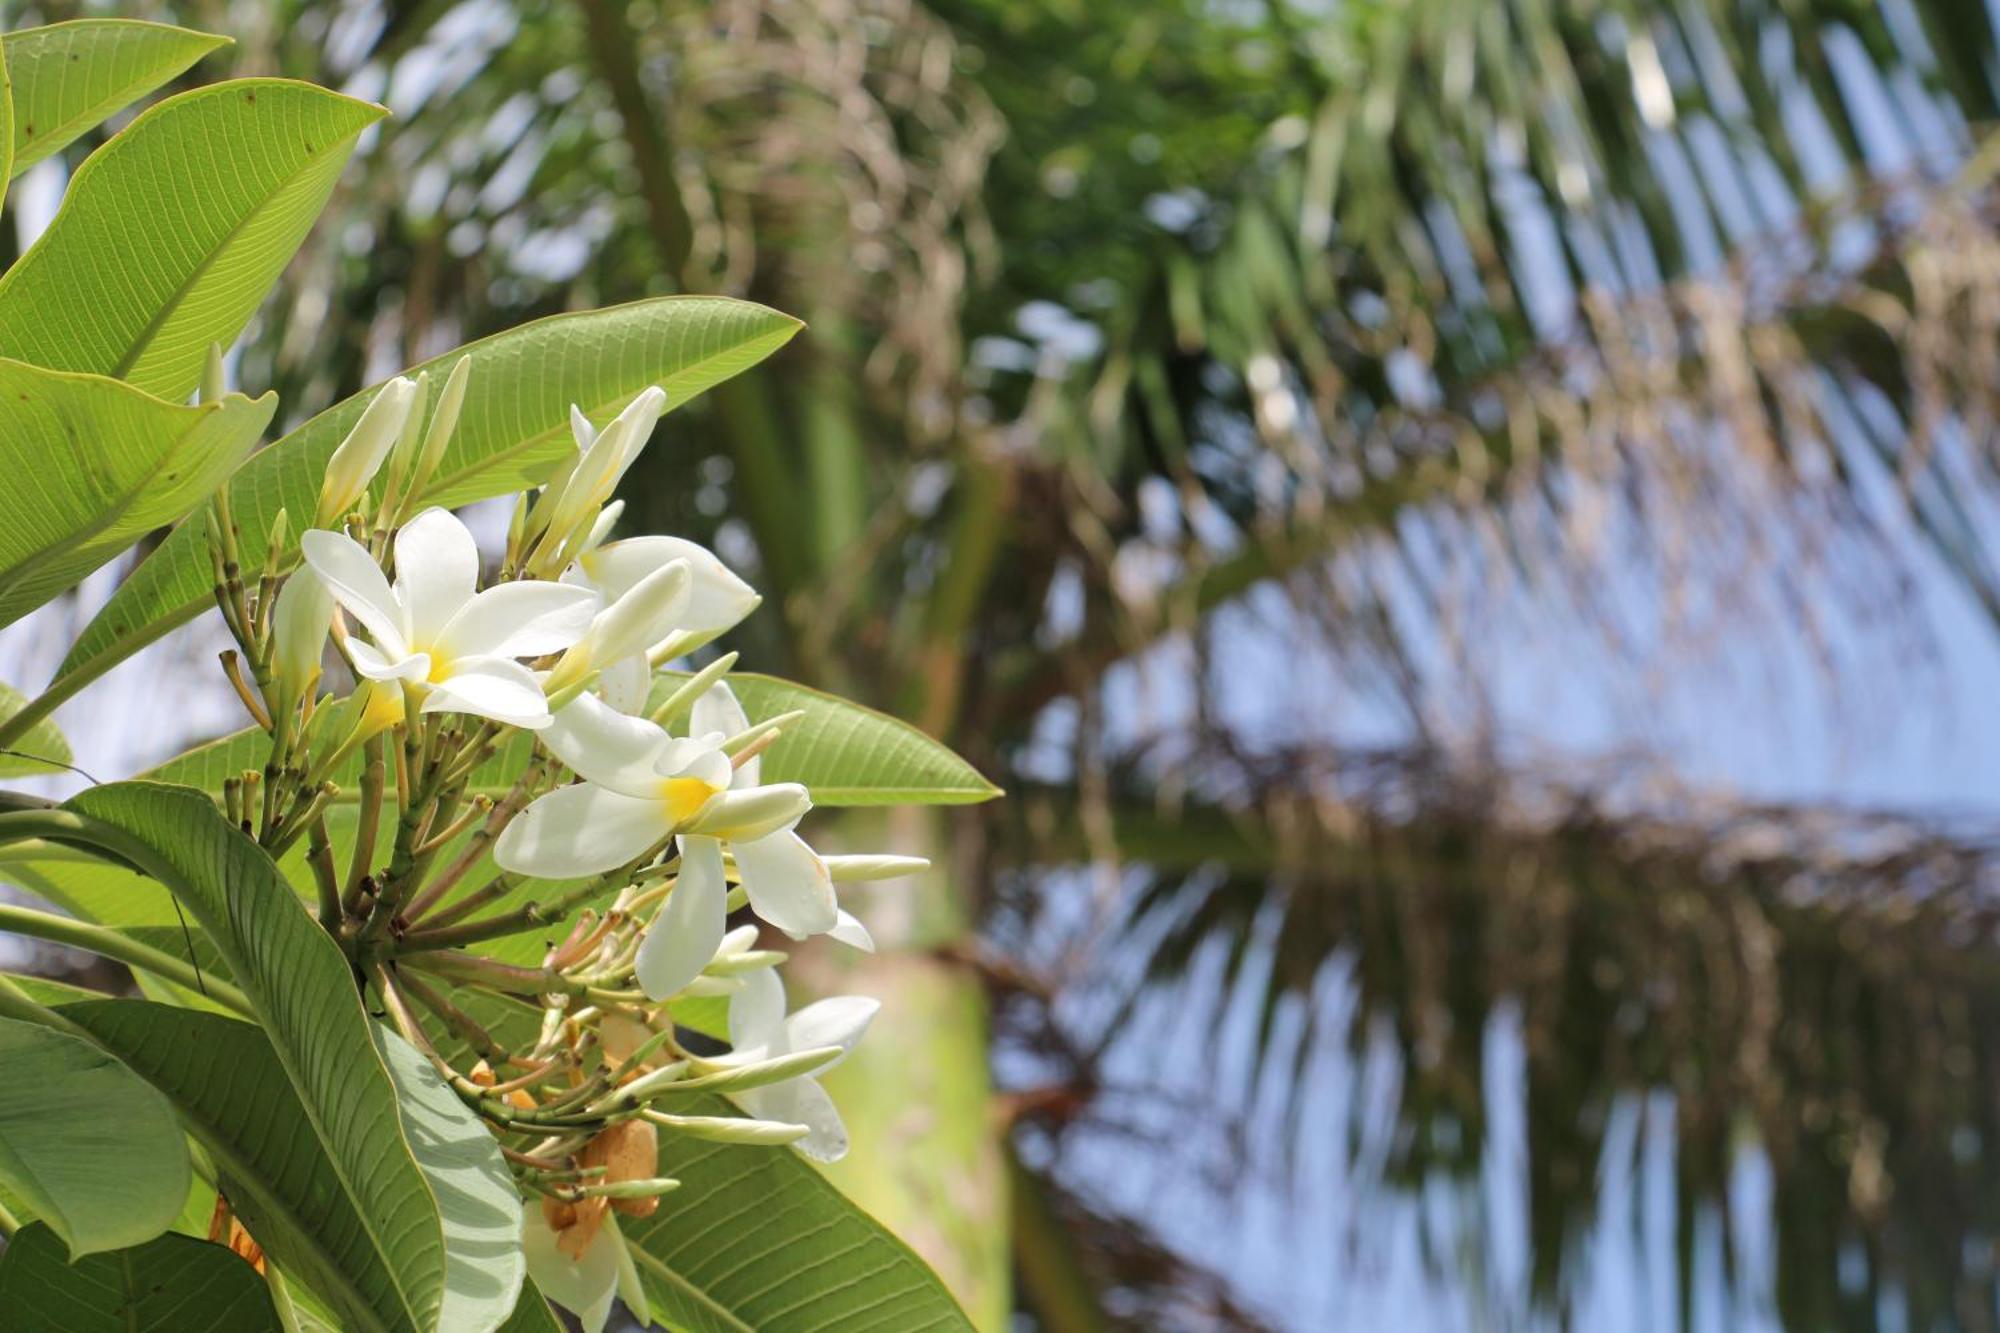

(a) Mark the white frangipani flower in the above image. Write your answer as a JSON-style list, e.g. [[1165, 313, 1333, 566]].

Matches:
[[572, 535, 760, 642], [493, 690, 837, 989], [302, 507, 599, 729], [723, 968, 877, 1162], [316, 375, 421, 525]]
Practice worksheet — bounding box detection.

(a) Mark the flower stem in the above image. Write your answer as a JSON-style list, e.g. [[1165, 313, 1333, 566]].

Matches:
[[0, 903, 253, 1018]]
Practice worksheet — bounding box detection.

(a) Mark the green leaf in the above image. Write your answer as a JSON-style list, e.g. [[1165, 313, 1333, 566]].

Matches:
[[375, 1027, 525, 1332], [41, 785, 450, 1331], [6, 20, 230, 175], [629, 1092, 975, 1332], [0, 359, 273, 631], [0, 1222, 280, 1332], [59, 1000, 428, 1333], [664, 672, 1001, 805], [44, 296, 801, 730], [0, 32, 15, 215], [0, 1014, 189, 1258], [0, 681, 70, 776], [0, 78, 384, 400], [147, 667, 998, 808]]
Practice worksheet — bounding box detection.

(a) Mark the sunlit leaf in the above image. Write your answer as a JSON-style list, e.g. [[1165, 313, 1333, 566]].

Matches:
[[0, 78, 382, 400], [0, 359, 272, 631], [5, 20, 229, 174], [0, 1015, 188, 1258], [43, 297, 800, 732]]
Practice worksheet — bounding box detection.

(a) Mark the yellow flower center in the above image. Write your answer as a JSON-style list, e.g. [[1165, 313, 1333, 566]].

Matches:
[[658, 776, 720, 826]]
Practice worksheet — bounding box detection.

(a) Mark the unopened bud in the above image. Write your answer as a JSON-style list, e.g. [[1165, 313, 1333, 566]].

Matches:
[[685, 783, 810, 840], [642, 1110, 808, 1146], [200, 343, 227, 405], [270, 568, 334, 700], [822, 854, 931, 882], [317, 377, 420, 526], [548, 560, 692, 693]]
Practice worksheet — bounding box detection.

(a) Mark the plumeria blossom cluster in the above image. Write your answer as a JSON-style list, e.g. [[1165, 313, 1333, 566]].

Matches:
[[202, 359, 919, 1331]]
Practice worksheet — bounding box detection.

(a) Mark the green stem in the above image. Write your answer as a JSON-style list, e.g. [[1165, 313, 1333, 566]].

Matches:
[[0, 903, 252, 1018]]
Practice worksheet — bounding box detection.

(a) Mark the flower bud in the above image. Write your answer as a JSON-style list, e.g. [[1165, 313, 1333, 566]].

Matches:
[[317, 377, 420, 526], [578, 536, 760, 640], [547, 560, 692, 693], [822, 854, 931, 882], [270, 568, 334, 700], [684, 783, 811, 839], [200, 343, 227, 405]]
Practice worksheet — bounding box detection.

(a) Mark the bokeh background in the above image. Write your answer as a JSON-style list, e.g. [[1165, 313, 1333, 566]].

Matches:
[[10, 0, 2000, 1328]]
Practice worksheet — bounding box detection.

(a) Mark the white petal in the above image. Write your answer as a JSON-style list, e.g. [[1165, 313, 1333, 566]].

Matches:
[[741, 1078, 848, 1163], [782, 995, 878, 1061], [716, 924, 759, 958], [541, 692, 672, 797], [393, 507, 480, 645], [727, 966, 786, 1051], [654, 736, 732, 790], [495, 782, 669, 879], [589, 560, 690, 667], [828, 909, 875, 953], [733, 828, 836, 938], [596, 654, 651, 715], [569, 403, 597, 450], [522, 1210, 619, 1333], [635, 835, 725, 999], [581, 536, 760, 635], [301, 529, 408, 654], [687, 784, 809, 841], [603, 386, 666, 491], [437, 580, 600, 661], [692, 683, 757, 787], [348, 639, 428, 682], [425, 657, 553, 728], [607, 1218, 649, 1329]]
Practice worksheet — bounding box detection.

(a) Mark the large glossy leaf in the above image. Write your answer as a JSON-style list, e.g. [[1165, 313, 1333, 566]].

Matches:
[[0, 682, 70, 776], [41, 297, 801, 733], [146, 668, 998, 807], [0, 32, 14, 216], [375, 1027, 525, 1332], [0, 78, 383, 400], [43, 784, 450, 1331], [0, 359, 273, 631], [0, 1014, 188, 1258], [0, 1221, 279, 1332], [61, 999, 501, 1333], [680, 672, 1001, 805], [5, 20, 229, 174]]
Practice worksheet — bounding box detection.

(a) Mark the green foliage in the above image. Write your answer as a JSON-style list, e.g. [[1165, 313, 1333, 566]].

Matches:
[[5, 20, 229, 174], [0, 1221, 280, 1332], [40, 297, 800, 733], [148, 667, 1000, 808], [0, 682, 68, 776], [627, 1092, 978, 1332], [0, 78, 381, 400], [679, 672, 1003, 805], [0, 1014, 189, 1258], [0, 359, 272, 631], [61, 1000, 446, 1333], [48, 784, 452, 1331]]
